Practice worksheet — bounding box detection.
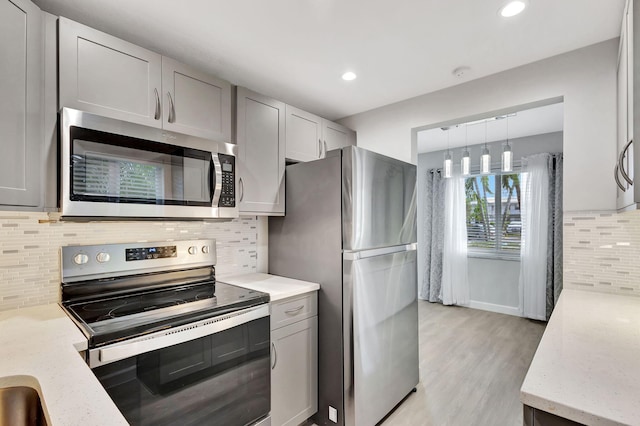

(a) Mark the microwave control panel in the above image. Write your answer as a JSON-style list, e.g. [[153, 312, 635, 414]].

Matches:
[[218, 154, 235, 208]]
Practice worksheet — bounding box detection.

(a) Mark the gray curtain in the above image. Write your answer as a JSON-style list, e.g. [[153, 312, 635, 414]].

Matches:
[[546, 153, 563, 320], [420, 169, 446, 302]]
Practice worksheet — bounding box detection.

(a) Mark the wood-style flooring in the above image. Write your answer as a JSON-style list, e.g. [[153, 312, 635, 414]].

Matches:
[[380, 301, 546, 426]]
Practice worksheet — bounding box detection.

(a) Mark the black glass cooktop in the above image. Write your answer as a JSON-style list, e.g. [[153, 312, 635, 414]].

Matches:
[[63, 280, 269, 347]]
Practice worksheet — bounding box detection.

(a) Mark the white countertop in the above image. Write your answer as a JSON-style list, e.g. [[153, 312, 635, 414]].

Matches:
[[219, 273, 320, 301], [520, 289, 640, 425], [0, 304, 128, 426]]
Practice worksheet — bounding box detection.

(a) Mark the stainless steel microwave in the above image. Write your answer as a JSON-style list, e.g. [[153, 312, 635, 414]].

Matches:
[[60, 108, 237, 219]]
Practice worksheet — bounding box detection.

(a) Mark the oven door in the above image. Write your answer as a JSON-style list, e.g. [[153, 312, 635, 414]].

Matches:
[[60, 108, 237, 219], [90, 305, 270, 426]]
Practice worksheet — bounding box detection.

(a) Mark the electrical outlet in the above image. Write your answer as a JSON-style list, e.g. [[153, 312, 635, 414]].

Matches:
[[329, 406, 338, 423]]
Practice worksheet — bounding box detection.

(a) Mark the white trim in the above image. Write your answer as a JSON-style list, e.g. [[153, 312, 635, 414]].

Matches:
[[466, 300, 522, 317]]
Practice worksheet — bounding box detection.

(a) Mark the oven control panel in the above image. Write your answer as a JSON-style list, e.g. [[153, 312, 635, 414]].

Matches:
[[126, 245, 177, 262], [218, 153, 235, 208], [61, 240, 217, 281]]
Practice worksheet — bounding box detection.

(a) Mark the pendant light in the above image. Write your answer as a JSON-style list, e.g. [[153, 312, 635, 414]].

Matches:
[[443, 127, 452, 178], [461, 124, 470, 176], [480, 121, 491, 175], [502, 115, 513, 172]]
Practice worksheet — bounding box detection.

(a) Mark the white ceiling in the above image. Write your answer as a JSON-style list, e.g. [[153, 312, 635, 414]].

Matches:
[[34, 0, 624, 121], [417, 102, 564, 153]]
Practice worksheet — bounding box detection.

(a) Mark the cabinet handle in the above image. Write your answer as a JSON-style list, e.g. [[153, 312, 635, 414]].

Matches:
[[324, 140, 328, 157], [167, 92, 176, 123], [619, 139, 633, 185], [154, 88, 161, 120], [318, 139, 322, 158], [271, 342, 277, 369], [239, 177, 244, 202], [285, 305, 304, 315], [615, 164, 626, 192]]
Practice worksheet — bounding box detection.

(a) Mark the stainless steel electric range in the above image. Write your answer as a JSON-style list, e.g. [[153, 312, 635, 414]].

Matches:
[[60, 239, 271, 426]]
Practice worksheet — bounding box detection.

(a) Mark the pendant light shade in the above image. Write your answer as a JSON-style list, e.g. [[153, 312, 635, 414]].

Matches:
[[461, 148, 470, 176], [502, 142, 513, 172], [501, 115, 513, 172], [480, 144, 491, 175], [444, 151, 453, 178]]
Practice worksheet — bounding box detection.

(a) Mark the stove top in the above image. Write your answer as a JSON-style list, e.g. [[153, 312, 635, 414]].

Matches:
[[70, 283, 217, 323], [63, 280, 269, 347], [60, 240, 269, 348]]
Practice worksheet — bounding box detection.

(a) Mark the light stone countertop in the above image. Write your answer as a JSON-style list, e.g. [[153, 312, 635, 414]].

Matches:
[[218, 273, 320, 301], [520, 289, 640, 425], [0, 304, 128, 426]]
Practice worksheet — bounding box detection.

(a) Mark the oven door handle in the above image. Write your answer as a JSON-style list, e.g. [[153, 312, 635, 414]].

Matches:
[[90, 304, 269, 368]]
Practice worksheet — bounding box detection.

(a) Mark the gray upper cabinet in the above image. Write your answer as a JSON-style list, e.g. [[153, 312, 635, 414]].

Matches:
[[286, 105, 323, 162], [616, 0, 638, 211], [322, 119, 356, 154], [161, 57, 231, 142], [59, 17, 163, 128], [236, 87, 285, 215], [59, 18, 231, 140], [0, 0, 42, 208], [285, 105, 356, 162]]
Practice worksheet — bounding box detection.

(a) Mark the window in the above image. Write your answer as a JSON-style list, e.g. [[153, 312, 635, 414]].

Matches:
[[465, 173, 522, 259], [73, 153, 165, 200]]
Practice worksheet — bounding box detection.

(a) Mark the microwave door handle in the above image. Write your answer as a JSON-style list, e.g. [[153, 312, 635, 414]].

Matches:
[[211, 155, 222, 207]]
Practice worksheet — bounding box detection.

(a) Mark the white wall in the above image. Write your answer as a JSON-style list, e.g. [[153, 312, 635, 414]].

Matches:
[[468, 258, 520, 312], [339, 39, 617, 212]]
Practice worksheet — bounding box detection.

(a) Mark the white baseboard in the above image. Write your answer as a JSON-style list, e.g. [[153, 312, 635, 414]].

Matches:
[[466, 300, 522, 317]]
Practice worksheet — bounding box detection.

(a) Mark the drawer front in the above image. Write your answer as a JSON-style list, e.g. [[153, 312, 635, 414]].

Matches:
[[271, 292, 317, 330]]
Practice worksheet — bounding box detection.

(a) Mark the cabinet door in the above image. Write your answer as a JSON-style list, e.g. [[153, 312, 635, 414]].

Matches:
[[161, 57, 231, 141], [236, 87, 285, 215], [0, 0, 42, 208], [59, 17, 162, 128], [285, 105, 323, 162], [618, 4, 635, 210], [322, 120, 356, 157], [271, 316, 318, 426]]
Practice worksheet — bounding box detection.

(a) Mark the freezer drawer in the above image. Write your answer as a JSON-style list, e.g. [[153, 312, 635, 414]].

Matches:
[[343, 247, 418, 426], [342, 147, 417, 251]]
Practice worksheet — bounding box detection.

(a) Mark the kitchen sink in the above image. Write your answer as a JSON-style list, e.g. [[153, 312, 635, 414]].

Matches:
[[0, 386, 47, 426]]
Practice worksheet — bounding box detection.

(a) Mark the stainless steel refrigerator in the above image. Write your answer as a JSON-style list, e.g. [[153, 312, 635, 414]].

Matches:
[[269, 146, 418, 426]]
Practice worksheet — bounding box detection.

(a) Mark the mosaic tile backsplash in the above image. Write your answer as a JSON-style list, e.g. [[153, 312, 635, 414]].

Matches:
[[0, 212, 259, 311], [564, 210, 640, 296]]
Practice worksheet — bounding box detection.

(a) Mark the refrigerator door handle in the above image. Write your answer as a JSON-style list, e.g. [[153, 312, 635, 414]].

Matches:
[[343, 243, 417, 260]]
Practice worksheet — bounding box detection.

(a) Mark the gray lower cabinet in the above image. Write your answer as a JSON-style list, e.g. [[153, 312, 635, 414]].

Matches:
[[0, 0, 43, 208], [523, 405, 584, 426], [59, 17, 231, 141], [270, 293, 318, 426], [236, 87, 285, 215], [285, 105, 356, 162]]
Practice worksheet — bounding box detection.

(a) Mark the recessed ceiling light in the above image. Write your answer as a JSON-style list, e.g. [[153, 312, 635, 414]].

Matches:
[[500, 0, 526, 17], [342, 71, 357, 81]]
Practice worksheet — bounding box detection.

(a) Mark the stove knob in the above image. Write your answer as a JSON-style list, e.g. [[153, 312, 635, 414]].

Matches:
[[73, 253, 88, 265], [202, 245, 210, 254], [188, 246, 198, 255], [96, 252, 111, 263]]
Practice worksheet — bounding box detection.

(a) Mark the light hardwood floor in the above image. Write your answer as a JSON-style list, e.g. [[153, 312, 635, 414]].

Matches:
[[381, 301, 546, 426]]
